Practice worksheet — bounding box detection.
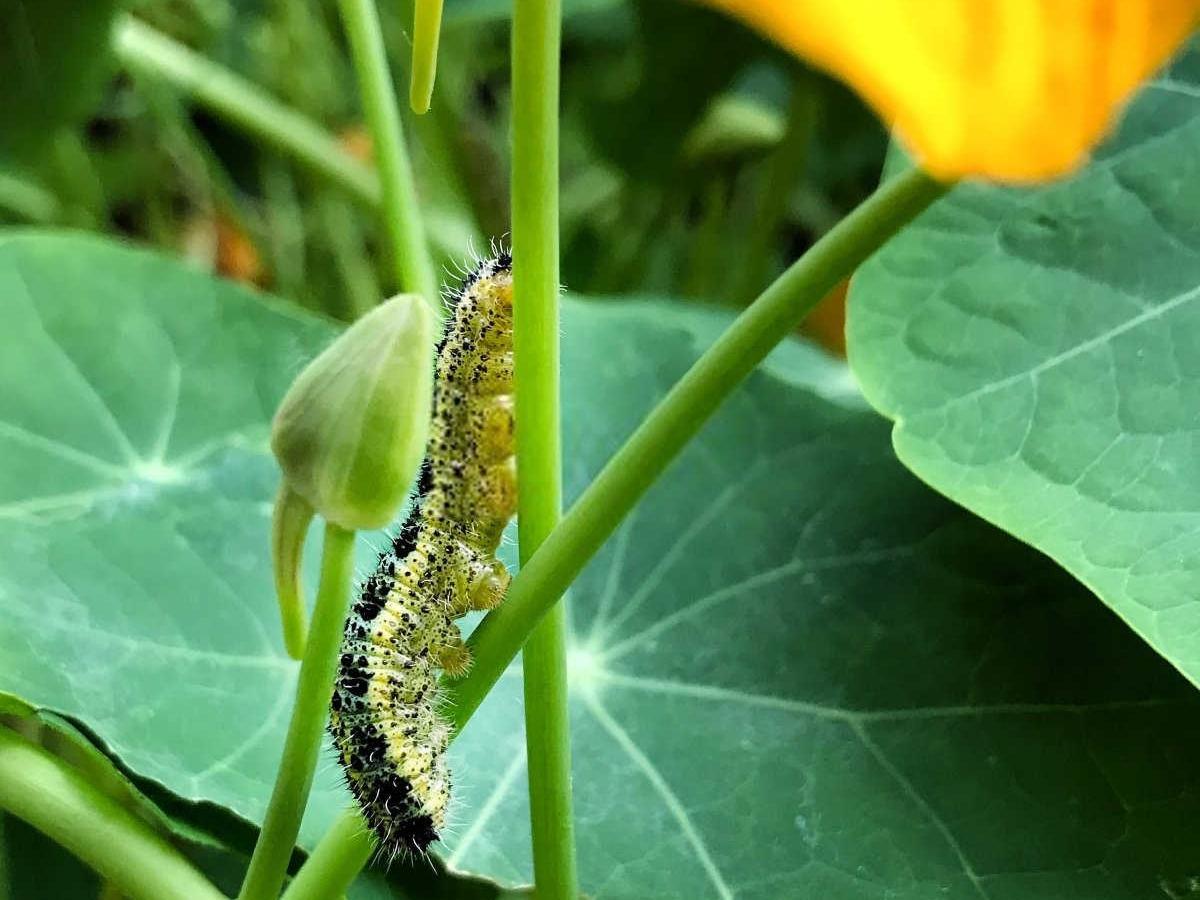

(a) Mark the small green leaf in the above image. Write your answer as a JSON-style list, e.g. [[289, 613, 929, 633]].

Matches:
[[2, 234, 1199, 898], [847, 41, 1200, 687]]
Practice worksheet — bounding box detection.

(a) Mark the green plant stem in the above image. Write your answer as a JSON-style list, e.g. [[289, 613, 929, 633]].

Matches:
[[410, 0, 444, 114], [0, 171, 60, 223], [49, 132, 104, 228], [280, 167, 947, 900], [113, 16, 381, 208], [447, 167, 949, 723], [277, 809, 372, 900], [0, 728, 223, 900], [736, 75, 818, 303], [272, 485, 315, 660], [319, 192, 386, 318], [238, 523, 357, 900], [510, 0, 577, 897], [337, 0, 439, 305]]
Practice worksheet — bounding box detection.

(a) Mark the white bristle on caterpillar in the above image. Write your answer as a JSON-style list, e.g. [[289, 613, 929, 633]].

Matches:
[[330, 253, 515, 858]]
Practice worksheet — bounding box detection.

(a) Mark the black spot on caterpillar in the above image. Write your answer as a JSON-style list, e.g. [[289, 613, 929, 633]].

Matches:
[[330, 254, 516, 859]]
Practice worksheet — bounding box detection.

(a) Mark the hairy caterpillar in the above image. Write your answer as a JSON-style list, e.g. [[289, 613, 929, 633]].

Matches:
[[330, 253, 515, 857]]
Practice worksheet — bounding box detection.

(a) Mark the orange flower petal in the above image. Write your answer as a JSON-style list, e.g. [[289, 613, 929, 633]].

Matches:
[[701, 0, 1200, 181]]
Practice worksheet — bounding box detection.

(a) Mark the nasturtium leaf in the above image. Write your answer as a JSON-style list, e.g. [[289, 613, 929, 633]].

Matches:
[[846, 41, 1200, 689], [2, 234, 1200, 898]]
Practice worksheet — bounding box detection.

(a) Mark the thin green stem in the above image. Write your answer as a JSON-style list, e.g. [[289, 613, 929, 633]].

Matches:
[[272, 485, 315, 660], [0, 727, 224, 900], [337, 0, 439, 305], [280, 167, 947, 900], [261, 158, 309, 301], [320, 192, 386, 318], [49, 132, 104, 228], [510, 0, 577, 898], [0, 171, 60, 223], [410, 0, 444, 114], [277, 809, 372, 900], [113, 16, 381, 208], [735, 75, 818, 303], [238, 523, 357, 900], [448, 167, 949, 723]]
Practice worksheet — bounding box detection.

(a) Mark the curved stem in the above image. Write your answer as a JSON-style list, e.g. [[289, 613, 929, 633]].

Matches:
[[337, 0, 439, 305], [272, 485, 315, 660], [280, 167, 948, 899], [113, 16, 381, 208], [238, 523, 357, 900], [0, 728, 224, 900], [510, 0, 577, 897], [448, 167, 949, 724]]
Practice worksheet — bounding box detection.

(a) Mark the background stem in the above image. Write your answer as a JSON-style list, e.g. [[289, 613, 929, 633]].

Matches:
[[736, 76, 818, 303], [279, 167, 948, 900], [238, 523, 357, 900], [0, 728, 224, 900], [0, 171, 60, 224], [447, 168, 949, 724], [113, 16, 381, 208], [337, 0, 439, 305], [509, 0, 578, 897]]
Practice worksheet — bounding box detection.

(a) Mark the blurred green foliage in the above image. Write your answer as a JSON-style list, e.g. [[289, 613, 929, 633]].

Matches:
[[0, 0, 886, 319]]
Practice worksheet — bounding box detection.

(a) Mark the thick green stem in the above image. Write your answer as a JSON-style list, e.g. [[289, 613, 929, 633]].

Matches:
[[238, 523, 357, 900], [447, 167, 949, 724], [280, 167, 947, 899], [0, 728, 223, 900], [337, 0, 439, 305], [113, 16, 381, 208], [510, 0, 577, 897]]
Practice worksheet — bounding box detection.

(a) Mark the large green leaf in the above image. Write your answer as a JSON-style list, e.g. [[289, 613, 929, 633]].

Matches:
[[2, 234, 1200, 898], [846, 43, 1200, 688]]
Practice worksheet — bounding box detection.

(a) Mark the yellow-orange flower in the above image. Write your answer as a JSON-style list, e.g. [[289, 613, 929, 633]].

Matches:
[[701, 0, 1200, 182]]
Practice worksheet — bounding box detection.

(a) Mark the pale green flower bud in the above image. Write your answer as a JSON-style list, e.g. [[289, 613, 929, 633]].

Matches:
[[272, 294, 434, 530], [268, 295, 433, 657], [683, 95, 785, 165]]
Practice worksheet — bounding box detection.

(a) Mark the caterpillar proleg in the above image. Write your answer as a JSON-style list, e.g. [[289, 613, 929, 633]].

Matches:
[[330, 253, 515, 857]]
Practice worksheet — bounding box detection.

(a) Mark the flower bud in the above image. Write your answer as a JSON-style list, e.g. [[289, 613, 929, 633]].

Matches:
[[271, 294, 434, 530], [684, 94, 784, 165]]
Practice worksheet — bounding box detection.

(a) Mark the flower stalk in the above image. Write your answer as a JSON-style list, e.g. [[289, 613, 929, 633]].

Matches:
[[510, 0, 578, 897]]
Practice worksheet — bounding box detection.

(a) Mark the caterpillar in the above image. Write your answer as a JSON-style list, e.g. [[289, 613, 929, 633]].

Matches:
[[330, 253, 516, 858]]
